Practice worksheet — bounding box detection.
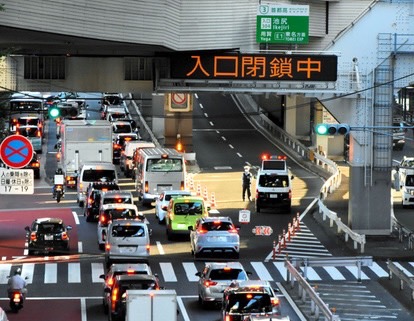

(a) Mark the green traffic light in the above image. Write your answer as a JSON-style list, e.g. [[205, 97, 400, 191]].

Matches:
[[315, 124, 328, 135], [49, 107, 60, 119]]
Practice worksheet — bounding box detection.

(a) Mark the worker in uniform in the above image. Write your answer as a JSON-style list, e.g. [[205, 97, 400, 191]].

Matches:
[[242, 165, 252, 201]]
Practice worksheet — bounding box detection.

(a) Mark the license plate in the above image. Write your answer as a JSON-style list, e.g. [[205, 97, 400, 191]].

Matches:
[[44, 235, 53, 241], [120, 247, 136, 253], [207, 236, 227, 242], [269, 194, 278, 198]]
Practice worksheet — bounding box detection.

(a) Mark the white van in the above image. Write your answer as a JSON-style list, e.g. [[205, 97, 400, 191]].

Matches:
[[120, 141, 155, 177], [134, 148, 186, 206], [255, 156, 294, 213], [104, 219, 151, 268], [77, 162, 118, 207]]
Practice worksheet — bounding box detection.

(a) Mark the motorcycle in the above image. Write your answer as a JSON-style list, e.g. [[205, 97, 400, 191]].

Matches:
[[53, 184, 64, 203], [9, 290, 24, 313]]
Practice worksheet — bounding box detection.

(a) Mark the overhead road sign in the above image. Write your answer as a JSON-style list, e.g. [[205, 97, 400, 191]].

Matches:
[[0, 135, 34, 168], [256, 4, 309, 44], [0, 168, 34, 194], [170, 53, 337, 82], [166, 93, 192, 112]]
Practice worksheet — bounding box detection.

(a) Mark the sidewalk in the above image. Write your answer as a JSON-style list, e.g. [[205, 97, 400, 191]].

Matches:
[[314, 161, 413, 260]]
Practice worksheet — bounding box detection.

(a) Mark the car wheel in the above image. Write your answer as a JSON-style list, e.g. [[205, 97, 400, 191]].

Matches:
[[28, 249, 35, 256], [99, 243, 105, 251], [256, 204, 261, 213], [79, 200, 84, 208], [85, 214, 92, 222], [233, 252, 240, 259], [103, 301, 108, 315]]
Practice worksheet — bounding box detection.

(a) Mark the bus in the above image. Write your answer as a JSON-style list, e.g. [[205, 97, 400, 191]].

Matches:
[[134, 148, 186, 206]]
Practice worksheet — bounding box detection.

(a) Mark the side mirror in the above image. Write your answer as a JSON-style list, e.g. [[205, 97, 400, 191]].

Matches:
[[66, 225, 73, 231], [24, 226, 30, 232], [161, 205, 168, 211], [188, 226, 194, 231], [195, 272, 201, 277], [291, 175, 294, 180], [99, 274, 105, 280], [246, 271, 252, 276]]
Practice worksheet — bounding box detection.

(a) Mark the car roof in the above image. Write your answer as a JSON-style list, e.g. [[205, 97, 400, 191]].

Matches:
[[109, 263, 152, 274], [34, 217, 64, 224], [205, 262, 244, 270], [199, 216, 232, 223], [233, 280, 272, 288], [172, 196, 204, 203], [109, 219, 147, 227], [101, 203, 138, 211], [102, 190, 133, 197], [163, 190, 192, 196], [116, 274, 157, 282]]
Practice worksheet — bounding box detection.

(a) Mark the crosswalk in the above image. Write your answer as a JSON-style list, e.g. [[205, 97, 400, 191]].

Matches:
[[0, 259, 412, 286], [267, 222, 332, 261]]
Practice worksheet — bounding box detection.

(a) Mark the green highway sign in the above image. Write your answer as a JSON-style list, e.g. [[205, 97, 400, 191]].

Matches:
[[256, 4, 309, 44]]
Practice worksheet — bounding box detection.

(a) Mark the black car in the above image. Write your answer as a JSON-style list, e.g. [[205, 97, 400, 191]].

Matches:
[[25, 217, 72, 255], [105, 274, 161, 320], [24, 152, 40, 179], [84, 181, 120, 222]]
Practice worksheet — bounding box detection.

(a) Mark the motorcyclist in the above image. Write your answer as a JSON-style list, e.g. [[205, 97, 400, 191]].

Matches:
[[7, 268, 27, 299], [52, 168, 65, 199]]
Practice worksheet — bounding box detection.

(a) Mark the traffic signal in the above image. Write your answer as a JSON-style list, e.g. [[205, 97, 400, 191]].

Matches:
[[48, 106, 61, 119], [48, 106, 79, 119], [315, 123, 350, 135]]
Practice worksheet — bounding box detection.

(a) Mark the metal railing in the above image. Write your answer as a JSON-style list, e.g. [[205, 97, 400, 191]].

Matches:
[[387, 259, 414, 301], [285, 259, 341, 321]]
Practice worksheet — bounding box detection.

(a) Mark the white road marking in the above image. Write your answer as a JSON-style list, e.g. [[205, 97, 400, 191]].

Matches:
[[156, 241, 165, 255], [44, 263, 57, 283], [68, 262, 81, 283], [160, 262, 177, 282]]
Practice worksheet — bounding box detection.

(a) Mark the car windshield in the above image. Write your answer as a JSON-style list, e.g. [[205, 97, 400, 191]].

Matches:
[[113, 124, 132, 133], [201, 221, 233, 231], [103, 196, 132, 205], [120, 280, 156, 292], [111, 225, 145, 237], [174, 202, 203, 215], [405, 175, 414, 187], [258, 175, 288, 188], [209, 268, 247, 280], [225, 293, 272, 313], [82, 170, 116, 182], [17, 127, 38, 137], [147, 158, 183, 172], [37, 223, 64, 233], [109, 209, 137, 220]]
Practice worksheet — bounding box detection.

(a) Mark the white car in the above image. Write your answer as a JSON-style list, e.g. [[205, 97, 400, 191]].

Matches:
[[97, 203, 146, 249], [154, 190, 192, 224]]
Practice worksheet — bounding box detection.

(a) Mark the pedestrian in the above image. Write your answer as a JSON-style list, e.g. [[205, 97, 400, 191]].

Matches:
[[242, 165, 252, 201]]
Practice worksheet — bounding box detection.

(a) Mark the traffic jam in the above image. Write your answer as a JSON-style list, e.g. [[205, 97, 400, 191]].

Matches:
[[0, 92, 292, 321]]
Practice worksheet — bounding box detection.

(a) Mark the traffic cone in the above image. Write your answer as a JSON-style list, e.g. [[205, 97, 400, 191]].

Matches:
[[210, 192, 217, 208], [196, 184, 201, 196], [203, 187, 208, 201]]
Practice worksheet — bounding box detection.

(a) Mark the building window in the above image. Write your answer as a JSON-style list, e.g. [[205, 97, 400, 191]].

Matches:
[[24, 56, 65, 79]]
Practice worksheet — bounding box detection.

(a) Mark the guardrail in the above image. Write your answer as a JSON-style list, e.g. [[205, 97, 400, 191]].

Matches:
[[296, 256, 373, 282], [126, 94, 162, 148], [392, 214, 414, 250], [233, 94, 367, 254], [285, 259, 341, 321], [387, 259, 414, 301]]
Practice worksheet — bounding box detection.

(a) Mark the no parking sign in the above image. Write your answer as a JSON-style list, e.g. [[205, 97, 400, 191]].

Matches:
[[0, 135, 33, 168]]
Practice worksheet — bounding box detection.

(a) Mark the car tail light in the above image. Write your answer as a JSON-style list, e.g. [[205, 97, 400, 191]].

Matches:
[[203, 280, 218, 287], [106, 277, 114, 286], [197, 229, 208, 234], [271, 297, 280, 306], [180, 181, 184, 190], [100, 215, 107, 224], [228, 227, 238, 234], [79, 183, 83, 190], [31, 162, 40, 168], [56, 152, 61, 160], [146, 244, 150, 253], [288, 189, 292, 199], [114, 144, 121, 149], [145, 181, 149, 193], [105, 244, 111, 251], [111, 287, 119, 310], [37, 130, 41, 137], [30, 232, 37, 242], [88, 198, 93, 205], [61, 232, 68, 240], [126, 269, 135, 275], [13, 293, 21, 303]]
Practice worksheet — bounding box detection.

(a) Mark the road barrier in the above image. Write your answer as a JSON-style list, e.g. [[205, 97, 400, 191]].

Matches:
[[285, 259, 341, 321], [387, 259, 414, 300]]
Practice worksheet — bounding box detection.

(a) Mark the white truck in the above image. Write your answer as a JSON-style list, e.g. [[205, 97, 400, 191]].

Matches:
[[57, 119, 113, 188], [126, 290, 177, 321]]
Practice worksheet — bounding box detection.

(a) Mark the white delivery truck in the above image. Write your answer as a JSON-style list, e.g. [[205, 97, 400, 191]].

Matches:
[[135, 148, 186, 206], [126, 290, 177, 321], [399, 168, 414, 208], [57, 119, 113, 188]]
